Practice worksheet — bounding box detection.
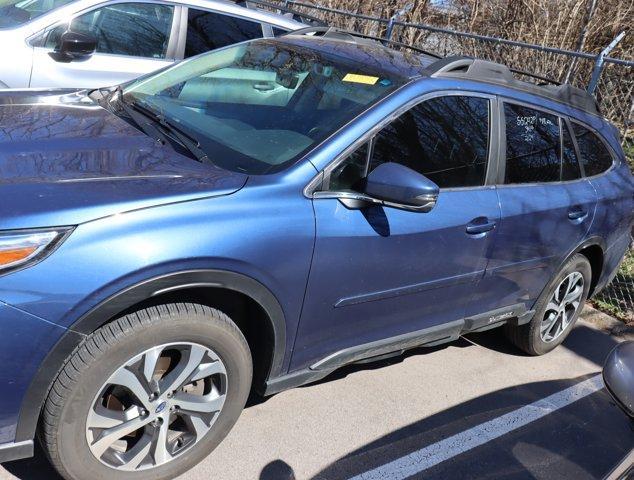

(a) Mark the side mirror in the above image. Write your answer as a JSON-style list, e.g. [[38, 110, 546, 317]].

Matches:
[[364, 162, 439, 212], [603, 340, 634, 418], [50, 31, 97, 63]]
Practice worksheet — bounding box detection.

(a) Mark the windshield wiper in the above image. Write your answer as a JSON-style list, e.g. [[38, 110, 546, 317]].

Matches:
[[108, 88, 212, 165], [130, 101, 212, 165]]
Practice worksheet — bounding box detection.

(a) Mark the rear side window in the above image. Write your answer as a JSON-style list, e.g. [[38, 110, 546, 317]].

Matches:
[[572, 123, 613, 176], [369, 95, 490, 189], [185, 9, 263, 58], [272, 27, 290, 36], [504, 104, 561, 184]]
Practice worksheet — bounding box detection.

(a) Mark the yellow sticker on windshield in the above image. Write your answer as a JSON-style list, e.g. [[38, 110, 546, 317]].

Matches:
[[343, 73, 379, 85]]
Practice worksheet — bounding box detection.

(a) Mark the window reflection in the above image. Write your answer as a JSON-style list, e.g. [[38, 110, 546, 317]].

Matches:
[[45, 3, 174, 59], [572, 123, 613, 177], [504, 104, 561, 184], [327, 95, 491, 191], [186, 10, 263, 58]]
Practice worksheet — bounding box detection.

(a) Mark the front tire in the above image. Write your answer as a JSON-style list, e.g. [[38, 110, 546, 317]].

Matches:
[[505, 254, 591, 355], [40, 303, 252, 480]]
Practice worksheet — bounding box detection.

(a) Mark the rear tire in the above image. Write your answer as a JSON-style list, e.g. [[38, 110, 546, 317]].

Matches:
[[40, 303, 252, 480], [505, 254, 591, 355]]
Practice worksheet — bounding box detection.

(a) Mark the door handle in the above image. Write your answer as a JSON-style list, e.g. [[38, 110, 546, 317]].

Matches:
[[568, 209, 588, 221], [466, 219, 496, 235]]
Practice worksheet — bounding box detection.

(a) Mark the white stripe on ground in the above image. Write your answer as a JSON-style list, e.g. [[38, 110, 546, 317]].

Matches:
[[348, 374, 604, 480]]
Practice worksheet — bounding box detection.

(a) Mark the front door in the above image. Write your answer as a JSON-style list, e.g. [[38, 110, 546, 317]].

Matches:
[[291, 93, 501, 371], [30, 2, 176, 88]]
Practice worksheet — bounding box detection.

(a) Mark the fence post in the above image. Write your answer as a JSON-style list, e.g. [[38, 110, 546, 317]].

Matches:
[[385, 3, 414, 42], [587, 31, 626, 94]]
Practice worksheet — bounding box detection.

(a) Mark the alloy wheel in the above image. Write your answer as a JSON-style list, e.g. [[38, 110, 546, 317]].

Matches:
[[85, 342, 227, 471], [540, 271, 584, 343]]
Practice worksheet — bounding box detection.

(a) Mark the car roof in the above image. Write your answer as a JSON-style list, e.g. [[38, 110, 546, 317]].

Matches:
[[278, 32, 439, 81], [281, 29, 601, 118]]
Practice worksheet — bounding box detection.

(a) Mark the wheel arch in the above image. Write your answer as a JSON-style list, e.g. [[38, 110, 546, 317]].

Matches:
[[576, 242, 605, 297], [14, 269, 287, 443]]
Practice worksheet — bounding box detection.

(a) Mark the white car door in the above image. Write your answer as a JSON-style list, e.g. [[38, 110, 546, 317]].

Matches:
[[30, 2, 178, 89]]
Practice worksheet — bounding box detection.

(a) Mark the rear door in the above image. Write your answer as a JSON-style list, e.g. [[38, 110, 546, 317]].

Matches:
[[30, 2, 177, 88], [291, 92, 501, 371], [468, 101, 598, 318]]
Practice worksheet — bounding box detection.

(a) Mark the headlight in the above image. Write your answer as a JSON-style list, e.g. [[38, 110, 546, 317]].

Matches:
[[0, 227, 73, 274]]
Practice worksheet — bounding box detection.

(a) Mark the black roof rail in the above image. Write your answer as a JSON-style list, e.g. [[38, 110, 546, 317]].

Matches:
[[425, 56, 600, 115]]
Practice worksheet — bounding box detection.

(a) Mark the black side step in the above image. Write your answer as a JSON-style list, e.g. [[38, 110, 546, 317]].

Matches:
[[310, 320, 464, 371], [263, 303, 533, 396]]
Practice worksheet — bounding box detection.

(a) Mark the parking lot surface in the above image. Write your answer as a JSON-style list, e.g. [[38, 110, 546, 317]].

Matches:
[[2, 311, 632, 480]]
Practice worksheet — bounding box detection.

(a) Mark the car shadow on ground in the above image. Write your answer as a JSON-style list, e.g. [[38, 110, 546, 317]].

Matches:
[[258, 373, 633, 480], [3, 321, 627, 480], [257, 323, 632, 480]]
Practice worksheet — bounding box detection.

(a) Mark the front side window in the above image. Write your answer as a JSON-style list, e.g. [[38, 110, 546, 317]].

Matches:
[[504, 104, 561, 184], [326, 95, 490, 191], [123, 39, 404, 174], [572, 123, 613, 177], [0, 0, 74, 29], [44, 3, 174, 58], [185, 9, 263, 58]]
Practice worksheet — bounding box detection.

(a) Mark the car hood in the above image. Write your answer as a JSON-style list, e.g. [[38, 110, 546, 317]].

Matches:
[[0, 90, 248, 229]]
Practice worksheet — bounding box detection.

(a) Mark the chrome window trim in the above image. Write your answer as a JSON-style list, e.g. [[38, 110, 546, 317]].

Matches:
[[313, 191, 437, 213], [304, 90, 498, 199]]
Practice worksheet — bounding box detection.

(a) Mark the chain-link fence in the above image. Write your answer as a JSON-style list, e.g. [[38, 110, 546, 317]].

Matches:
[[266, 0, 634, 138], [257, 0, 634, 322], [594, 236, 634, 323]]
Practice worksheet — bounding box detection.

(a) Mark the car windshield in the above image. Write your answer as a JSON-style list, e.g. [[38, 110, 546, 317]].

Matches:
[[0, 0, 74, 28], [123, 38, 405, 174]]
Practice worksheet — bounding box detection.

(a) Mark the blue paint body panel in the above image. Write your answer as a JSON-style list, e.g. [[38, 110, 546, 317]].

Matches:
[[0, 302, 67, 444], [0, 39, 631, 452], [292, 187, 500, 370]]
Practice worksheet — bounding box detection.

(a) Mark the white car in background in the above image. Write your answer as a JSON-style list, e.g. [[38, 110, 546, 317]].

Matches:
[[0, 0, 305, 89]]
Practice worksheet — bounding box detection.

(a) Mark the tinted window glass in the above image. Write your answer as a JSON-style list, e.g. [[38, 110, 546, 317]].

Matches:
[[328, 143, 369, 192], [272, 27, 289, 36], [504, 104, 560, 184], [562, 122, 582, 181], [186, 10, 263, 58], [45, 3, 173, 58], [369, 96, 490, 188], [572, 123, 613, 176]]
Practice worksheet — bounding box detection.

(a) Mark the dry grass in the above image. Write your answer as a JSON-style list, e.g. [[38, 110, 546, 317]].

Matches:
[[285, 0, 633, 137]]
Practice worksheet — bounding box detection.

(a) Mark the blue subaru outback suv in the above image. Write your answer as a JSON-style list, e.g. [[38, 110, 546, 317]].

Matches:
[[0, 28, 631, 480]]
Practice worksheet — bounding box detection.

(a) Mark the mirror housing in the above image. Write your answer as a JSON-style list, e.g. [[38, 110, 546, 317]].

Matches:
[[363, 162, 439, 212], [50, 31, 97, 63], [603, 340, 634, 418]]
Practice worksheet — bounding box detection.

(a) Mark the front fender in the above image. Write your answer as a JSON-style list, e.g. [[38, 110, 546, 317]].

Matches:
[[15, 268, 287, 444]]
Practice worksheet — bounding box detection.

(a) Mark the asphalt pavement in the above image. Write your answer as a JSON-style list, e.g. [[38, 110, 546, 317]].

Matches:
[[2, 306, 632, 480]]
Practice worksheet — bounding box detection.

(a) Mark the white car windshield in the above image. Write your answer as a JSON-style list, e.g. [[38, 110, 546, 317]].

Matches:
[[0, 0, 74, 28]]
